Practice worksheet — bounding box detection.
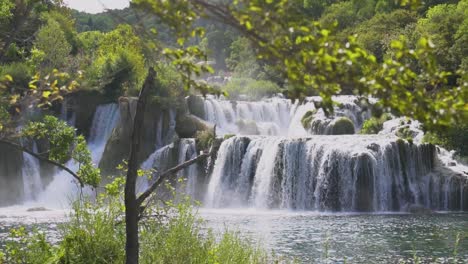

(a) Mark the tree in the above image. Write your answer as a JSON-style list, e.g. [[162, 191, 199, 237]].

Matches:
[[34, 17, 72, 70], [0, 0, 64, 63]]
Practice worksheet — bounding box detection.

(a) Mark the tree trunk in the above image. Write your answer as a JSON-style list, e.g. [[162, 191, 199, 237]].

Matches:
[[125, 68, 156, 264]]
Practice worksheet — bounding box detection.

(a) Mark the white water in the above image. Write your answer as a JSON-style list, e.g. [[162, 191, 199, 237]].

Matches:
[[202, 95, 371, 137], [200, 95, 468, 212], [205, 135, 468, 211], [138, 139, 199, 197], [21, 142, 43, 201], [88, 104, 121, 164], [26, 104, 120, 208]]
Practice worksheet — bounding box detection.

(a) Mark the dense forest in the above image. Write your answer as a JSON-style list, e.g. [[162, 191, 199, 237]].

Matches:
[[0, 0, 467, 263]]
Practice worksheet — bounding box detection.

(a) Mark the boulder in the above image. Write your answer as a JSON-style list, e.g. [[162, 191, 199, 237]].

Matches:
[[186, 95, 206, 119], [176, 114, 213, 138], [331, 117, 355, 135]]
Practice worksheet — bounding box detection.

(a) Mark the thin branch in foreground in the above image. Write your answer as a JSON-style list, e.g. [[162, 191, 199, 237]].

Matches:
[[0, 139, 84, 187], [136, 150, 211, 207]]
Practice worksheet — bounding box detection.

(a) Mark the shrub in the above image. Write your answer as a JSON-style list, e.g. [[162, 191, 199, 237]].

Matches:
[[396, 126, 414, 141], [196, 129, 215, 151], [331, 117, 355, 135], [0, 62, 32, 90], [423, 124, 468, 158], [360, 113, 392, 134], [301, 110, 317, 130], [0, 179, 273, 264]]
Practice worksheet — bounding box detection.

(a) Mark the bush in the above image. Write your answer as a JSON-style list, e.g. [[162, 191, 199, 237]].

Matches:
[[396, 126, 414, 141], [301, 110, 317, 130], [0, 62, 32, 90], [223, 78, 281, 100], [331, 117, 355, 135], [196, 130, 215, 151], [360, 113, 392, 134], [0, 179, 273, 264], [423, 124, 468, 158]]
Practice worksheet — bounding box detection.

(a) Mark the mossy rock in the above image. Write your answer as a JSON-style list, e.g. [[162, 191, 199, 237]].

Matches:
[[360, 113, 392, 134], [236, 119, 260, 135], [301, 110, 317, 130], [331, 117, 355, 135], [176, 114, 212, 138]]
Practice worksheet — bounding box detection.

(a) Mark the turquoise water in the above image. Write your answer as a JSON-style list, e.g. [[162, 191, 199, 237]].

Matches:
[[1, 207, 468, 263], [200, 209, 468, 263]]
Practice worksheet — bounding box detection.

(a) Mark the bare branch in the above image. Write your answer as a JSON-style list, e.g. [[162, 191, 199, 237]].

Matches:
[[136, 150, 211, 206]]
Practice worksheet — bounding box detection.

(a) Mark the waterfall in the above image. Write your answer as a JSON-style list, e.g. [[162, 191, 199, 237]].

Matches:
[[201, 95, 370, 137], [22, 142, 43, 202], [137, 139, 199, 197], [205, 135, 468, 212], [35, 104, 120, 208], [88, 104, 120, 164], [177, 139, 198, 197]]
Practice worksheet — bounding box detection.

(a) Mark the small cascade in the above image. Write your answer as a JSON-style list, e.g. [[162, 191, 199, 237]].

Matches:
[[21, 142, 43, 202], [88, 103, 120, 164], [137, 144, 173, 193], [203, 96, 292, 136], [177, 139, 198, 197], [205, 136, 468, 212], [137, 139, 199, 197], [201, 95, 370, 136]]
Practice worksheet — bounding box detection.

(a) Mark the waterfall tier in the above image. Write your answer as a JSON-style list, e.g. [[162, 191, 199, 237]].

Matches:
[[205, 135, 468, 212], [200, 95, 371, 136]]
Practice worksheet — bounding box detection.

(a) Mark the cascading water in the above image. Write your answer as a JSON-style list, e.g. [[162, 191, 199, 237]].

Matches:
[[22, 142, 43, 202], [201, 95, 370, 136], [34, 104, 120, 208], [205, 135, 468, 211], [137, 139, 199, 197], [198, 95, 468, 212], [88, 104, 120, 163], [177, 139, 198, 197]]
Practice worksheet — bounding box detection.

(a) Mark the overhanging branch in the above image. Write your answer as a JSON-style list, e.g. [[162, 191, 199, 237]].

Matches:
[[136, 150, 211, 206], [0, 139, 84, 187]]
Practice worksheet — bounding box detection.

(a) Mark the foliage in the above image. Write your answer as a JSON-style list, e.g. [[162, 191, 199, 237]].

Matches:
[[1, 227, 54, 264], [132, 0, 467, 130], [0, 62, 33, 90], [86, 24, 146, 97], [33, 17, 72, 70], [301, 110, 317, 130], [226, 37, 262, 78], [195, 129, 215, 151], [22, 116, 100, 187], [423, 124, 468, 158], [360, 113, 393, 134], [0, 178, 272, 264], [223, 78, 281, 100]]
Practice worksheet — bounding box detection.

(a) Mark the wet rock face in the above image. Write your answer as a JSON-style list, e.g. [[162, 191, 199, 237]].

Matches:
[[99, 97, 178, 176], [66, 90, 112, 139], [186, 95, 206, 119], [0, 142, 24, 206]]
